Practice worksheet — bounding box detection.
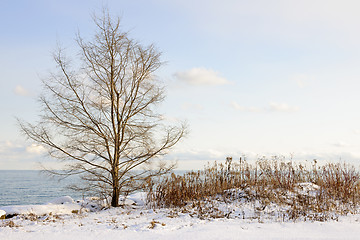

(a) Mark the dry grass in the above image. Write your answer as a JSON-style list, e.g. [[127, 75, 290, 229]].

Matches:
[[147, 156, 360, 221], [0, 220, 21, 228], [0, 212, 65, 227], [148, 219, 166, 229]]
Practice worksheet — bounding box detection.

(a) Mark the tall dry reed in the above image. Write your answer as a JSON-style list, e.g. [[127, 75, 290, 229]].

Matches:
[[146, 157, 360, 221]]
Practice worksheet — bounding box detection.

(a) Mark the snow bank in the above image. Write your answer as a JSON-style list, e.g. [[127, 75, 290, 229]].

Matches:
[[0, 210, 5, 218], [0, 204, 81, 216], [76, 197, 108, 211], [47, 196, 74, 205], [0, 192, 148, 217], [76, 192, 147, 210], [3, 189, 360, 240], [2, 205, 360, 240], [0, 196, 82, 217], [126, 192, 147, 206]]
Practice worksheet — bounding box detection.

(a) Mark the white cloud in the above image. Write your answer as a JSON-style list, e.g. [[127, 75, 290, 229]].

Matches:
[[0, 141, 48, 169], [26, 144, 46, 154], [268, 102, 299, 112], [230, 101, 261, 112], [291, 151, 360, 165], [168, 148, 360, 170], [332, 141, 352, 148], [290, 74, 316, 88], [174, 68, 230, 86], [231, 101, 299, 113], [353, 129, 360, 135], [167, 148, 228, 161], [0, 141, 45, 158], [181, 103, 203, 111], [159, 115, 179, 123], [14, 85, 32, 96]]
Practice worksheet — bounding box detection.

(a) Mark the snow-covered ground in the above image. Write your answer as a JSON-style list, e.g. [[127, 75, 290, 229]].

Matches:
[[1, 190, 360, 240]]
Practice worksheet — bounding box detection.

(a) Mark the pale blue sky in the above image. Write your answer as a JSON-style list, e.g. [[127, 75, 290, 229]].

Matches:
[[2, 0, 360, 169]]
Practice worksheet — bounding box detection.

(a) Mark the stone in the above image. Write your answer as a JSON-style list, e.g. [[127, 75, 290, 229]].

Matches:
[[0, 210, 6, 219]]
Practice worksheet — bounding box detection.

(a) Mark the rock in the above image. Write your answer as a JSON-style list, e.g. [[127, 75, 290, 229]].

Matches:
[[0, 210, 6, 219]]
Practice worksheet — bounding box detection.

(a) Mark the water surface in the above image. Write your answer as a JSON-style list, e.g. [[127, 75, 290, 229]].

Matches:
[[0, 170, 84, 206]]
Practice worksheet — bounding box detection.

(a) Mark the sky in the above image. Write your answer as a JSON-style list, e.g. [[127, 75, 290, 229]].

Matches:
[[2, 0, 360, 169]]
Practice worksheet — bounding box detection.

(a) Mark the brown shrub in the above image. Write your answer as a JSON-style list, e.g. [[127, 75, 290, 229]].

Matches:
[[147, 156, 360, 221]]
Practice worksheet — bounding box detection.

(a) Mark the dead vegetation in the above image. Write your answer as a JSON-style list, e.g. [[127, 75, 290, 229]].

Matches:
[[147, 156, 360, 222], [0, 220, 21, 228], [0, 213, 64, 228], [148, 219, 166, 229]]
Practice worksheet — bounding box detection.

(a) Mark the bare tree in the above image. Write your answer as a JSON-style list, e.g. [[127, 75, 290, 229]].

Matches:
[[19, 12, 187, 207]]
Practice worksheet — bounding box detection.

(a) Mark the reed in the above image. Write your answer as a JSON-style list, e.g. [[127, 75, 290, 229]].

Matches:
[[147, 157, 360, 221]]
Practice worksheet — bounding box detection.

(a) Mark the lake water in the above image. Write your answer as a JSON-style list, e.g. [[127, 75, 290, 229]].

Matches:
[[0, 170, 188, 207], [0, 170, 86, 207]]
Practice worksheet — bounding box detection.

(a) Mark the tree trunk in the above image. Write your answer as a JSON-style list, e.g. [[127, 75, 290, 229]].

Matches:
[[111, 185, 120, 207], [111, 166, 120, 207]]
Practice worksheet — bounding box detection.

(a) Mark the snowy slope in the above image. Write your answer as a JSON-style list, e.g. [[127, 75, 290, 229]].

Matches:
[[1, 207, 360, 240], [1, 191, 360, 240]]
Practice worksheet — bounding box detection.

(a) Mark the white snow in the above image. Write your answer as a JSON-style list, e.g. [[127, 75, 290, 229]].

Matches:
[[0, 203, 81, 216], [0, 210, 5, 217], [295, 182, 320, 196], [76, 197, 108, 212], [126, 191, 147, 206], [1, 206, 360, 240], [47, 196, 74, 205], [1, 190, 360, 239]]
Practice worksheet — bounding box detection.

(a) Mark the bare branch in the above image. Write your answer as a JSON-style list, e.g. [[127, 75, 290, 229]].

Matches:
[[19, 10, 187, 207]]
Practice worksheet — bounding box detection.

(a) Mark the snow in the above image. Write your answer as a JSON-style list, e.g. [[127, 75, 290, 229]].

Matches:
[[0, 210, 5, 217], [127, 191, 147, 206], [0, 203, 81, 216], [76, 197, 108, 212], [47, 196, 74, 205], [1, 207, 360, 240], [295, 182, 320, 196], [1, 190, 360, 239]]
